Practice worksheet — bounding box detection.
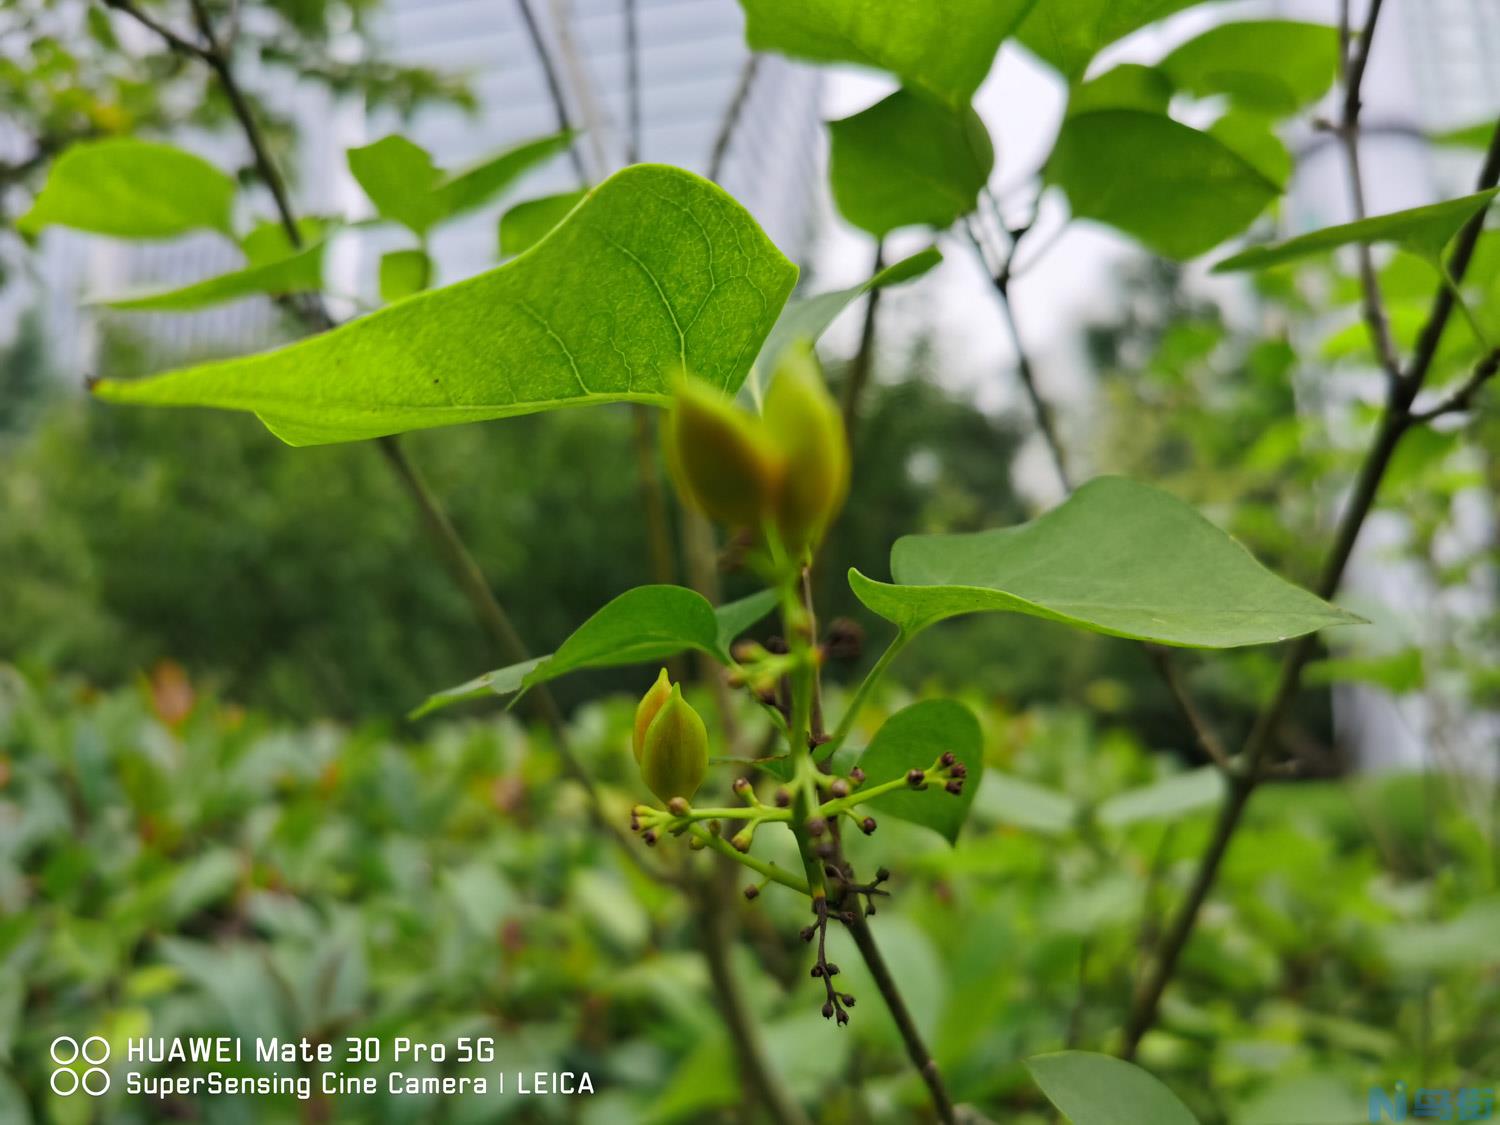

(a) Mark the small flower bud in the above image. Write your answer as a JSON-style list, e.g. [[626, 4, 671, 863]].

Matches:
[[949, 763, 967, 779], [849, 767, 865, 786], [811, 965, 825, 978], [841, 994, 856, 1007], [665, 377, 784, 529], [825, 963, 840, 977], [940, 751, 956, 768], [875, 867, 890, 882], [642, 830, 658, 846], [731, 831, 753, 853], [667, 796, 689, 815], [732, 777, 752, 796], [639, 683, 709, 803], [821, 1001, 834, 1019], [688, 835, 706, 851], [632, 668, 674, 764], [763, 342, 850, 552], [945, 779, 964, 795], [860, 816, 877, 835], [800, 925, 817, 942], [829, 778, 850, 798], [743, 884, 760, 901], [806, 816, 827, 837], [906, 769, 926, 787], [835, 1009, 849, 1026], [774, 788, 792, 807]]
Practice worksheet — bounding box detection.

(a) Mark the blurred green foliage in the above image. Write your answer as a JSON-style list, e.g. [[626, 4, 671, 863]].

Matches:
[[3, 665, 1495, 1122]]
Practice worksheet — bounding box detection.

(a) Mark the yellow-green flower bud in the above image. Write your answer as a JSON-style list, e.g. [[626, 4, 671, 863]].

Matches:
[[632, 667, 673, 764], [639, 683, 708, 803], [763, 342, 849, 552], [665, 377, 784, 529]]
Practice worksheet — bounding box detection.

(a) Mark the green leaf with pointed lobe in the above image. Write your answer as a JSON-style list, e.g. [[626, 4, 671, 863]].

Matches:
[[500, 189, 588, 256], [828, 89, 994, 237], [379, 249, 431, 303], [739, 0, 1037, 107], [1213, 189, 1500, 272], [1066, 64, 1173, 117], [849, 476, 1362, 647], [753, 246, 942, 375], [1018, 0, 1219, 81], [19, 137, 237, 240], [1047, 110, 1280, 260], [1158, 21, 1339, 114], [1026, 1052, 1200, 1125], [411, 588, 777, 718], [91, 164, 798, 446], [856, 700, 983, 844]]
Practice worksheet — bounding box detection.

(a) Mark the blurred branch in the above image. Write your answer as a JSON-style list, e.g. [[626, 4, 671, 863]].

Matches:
[[512, 0, 589, 182], [840, 239, 885, 439], [1146, 647, 1233, 773], [708, 55, 760, 182], [1120, 55, 1500, 1058], [1410, 348, 1499, 422]]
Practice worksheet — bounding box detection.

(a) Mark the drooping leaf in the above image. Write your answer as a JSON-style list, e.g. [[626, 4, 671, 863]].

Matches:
[[1018, 0, 1218, 82], [92, 164, 798, 446], [412, 588, 776, 718], [19, 137, 236, 240], [855, 699, 983, 845], [500, 189, 588, 256], [828, 89, 994, 237], [753, 246, 942, 375], [1213, 189, 1500, 272], [1047, 110, 1280, 260], [849, 476, 1362, 647], [739, 0, 1037, 107], [1026, 1052, 1200, 1125], [350, 131, 570, 237], [96, 242, 327, 311], [378, 248, 431, 303], [1158, 21, 1339, 114], [1096, 766, 1226, 830]]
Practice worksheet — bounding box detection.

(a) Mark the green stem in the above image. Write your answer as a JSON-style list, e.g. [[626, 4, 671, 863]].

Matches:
[[686, 826, 809, 895], [823, 630, 910, 757]]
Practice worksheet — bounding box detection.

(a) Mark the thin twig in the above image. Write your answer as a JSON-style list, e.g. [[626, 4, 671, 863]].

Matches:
[[1410, 348, 1500, 421], [623, 0, 642, 165], [840, 239, 885, 439], [1120, 87, 1500, 1060], [513, 0, 589, 182], [707, 55, 760, 182], [1146, 647, 1234, 773]]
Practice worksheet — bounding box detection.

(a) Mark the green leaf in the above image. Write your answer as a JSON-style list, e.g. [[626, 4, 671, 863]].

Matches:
[[1304, 648, 1425, 694], [1066, 64, 1173, 117], [1432, 121, 1498, 149], [1026, 1052, 1200, 1125], [1213, 189, 1500, 272], [1207, 110, 1292, 189], [378, 248, 431, 303], [1158, 21, 1339, 114], [18, 137, 236, 240], [347, 135, 445, 235], [849, 476, 1362, 647], [828, 89, 994, 237], [754, 246, 942, 375], [1047, 110, 1280, 260], [1018, 0, 1213, 82], [96, 242, 326, 311], [971, 773, 1078, 835], [1095, 766, 1226, 830], [92, 164, 798, 446], [855, 699, 982, 845], [412, 587, 776, 718], [739, 0, 1037, 107], [499, 189, 588, 256], [349, 132, 569, 237]]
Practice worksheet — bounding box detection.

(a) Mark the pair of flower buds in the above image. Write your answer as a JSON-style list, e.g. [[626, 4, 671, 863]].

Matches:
[[665, 342, 850, 556]]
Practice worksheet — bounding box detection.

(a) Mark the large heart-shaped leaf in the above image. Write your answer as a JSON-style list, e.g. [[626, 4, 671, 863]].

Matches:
[[91, 164, 798, 445], [412, 588, 777, 718], [739, 0, 1036, 108], [1047, 110, 1281, 260], [828, 89, 994, 237], [19, 137, 237, 240], [1026, 1052, 1200, 1125], [855, 699, 982, 845], [849, 476, 1362, 647], [1213, 189, 1500, 273], [1158, 21, 1339, 114], [1017, 0, 1217, 82]]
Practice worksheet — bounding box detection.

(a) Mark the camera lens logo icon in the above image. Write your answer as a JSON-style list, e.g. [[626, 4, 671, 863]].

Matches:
[[50, 1037, 111, 1096]]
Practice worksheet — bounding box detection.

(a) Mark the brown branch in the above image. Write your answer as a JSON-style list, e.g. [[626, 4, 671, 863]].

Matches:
[[1145, 647, 1234, 773], [707, 55, 760, 182], [840, 239, 885, 439], [513, 0, 589, 182], [1411, 348, 1500, 422], [1120, 98, 1500, 1060]]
